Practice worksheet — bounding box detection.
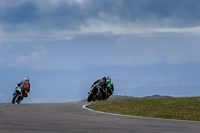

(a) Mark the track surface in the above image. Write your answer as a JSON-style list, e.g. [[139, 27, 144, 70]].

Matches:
[[0, 102, 200, 133]]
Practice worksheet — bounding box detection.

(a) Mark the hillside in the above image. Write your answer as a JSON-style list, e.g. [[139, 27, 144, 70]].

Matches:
[[87, 97, 200, 121], [78, 95, 172, 102]]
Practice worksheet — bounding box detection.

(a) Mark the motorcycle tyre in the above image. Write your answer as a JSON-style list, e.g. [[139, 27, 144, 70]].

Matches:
[[12, 93, 19, 104], [87, 92, 94, 102]]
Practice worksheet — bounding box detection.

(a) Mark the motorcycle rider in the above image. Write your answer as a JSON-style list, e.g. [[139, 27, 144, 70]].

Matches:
[[106, 76, 114, 96], [13, 77, 31, 98], [92, 76, 108, 98]]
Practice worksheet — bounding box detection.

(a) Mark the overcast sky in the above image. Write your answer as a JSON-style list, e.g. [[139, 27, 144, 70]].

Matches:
[[0, 0, 200, 71]]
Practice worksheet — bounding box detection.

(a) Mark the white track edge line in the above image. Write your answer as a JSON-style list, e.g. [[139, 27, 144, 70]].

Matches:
[[82, 103, 200, 123]]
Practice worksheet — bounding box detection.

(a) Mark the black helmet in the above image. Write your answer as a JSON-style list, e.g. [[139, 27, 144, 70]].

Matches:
[[107, 76, 111, 82], [102, 76, 106, 82]]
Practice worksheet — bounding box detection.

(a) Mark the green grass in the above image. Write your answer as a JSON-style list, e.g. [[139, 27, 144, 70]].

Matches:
[[87, 97, 200, 121]]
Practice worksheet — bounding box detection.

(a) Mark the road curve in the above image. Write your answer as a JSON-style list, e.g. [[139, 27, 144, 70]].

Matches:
[[0, 102, 199, 133]]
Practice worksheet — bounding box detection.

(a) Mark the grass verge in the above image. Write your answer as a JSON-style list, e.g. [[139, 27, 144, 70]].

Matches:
[[87, 97, 200, 121]]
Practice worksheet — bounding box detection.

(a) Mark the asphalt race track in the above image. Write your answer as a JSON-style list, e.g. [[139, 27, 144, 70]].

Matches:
[[0, 102, 199, 133]]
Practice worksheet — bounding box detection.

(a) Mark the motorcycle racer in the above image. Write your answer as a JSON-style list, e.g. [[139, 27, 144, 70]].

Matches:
[[92, 76, 108, 98], [13, 77, 31, 98]]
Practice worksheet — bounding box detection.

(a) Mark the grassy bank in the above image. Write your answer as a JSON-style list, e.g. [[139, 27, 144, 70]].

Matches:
[[87, 97, 200, 121]]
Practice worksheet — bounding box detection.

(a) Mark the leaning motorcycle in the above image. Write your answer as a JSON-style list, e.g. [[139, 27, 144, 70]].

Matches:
[[12, 87, 24, 104], [87, 85, 109, 102]]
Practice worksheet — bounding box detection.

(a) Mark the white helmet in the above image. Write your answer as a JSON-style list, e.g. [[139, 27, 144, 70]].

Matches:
[[24, 77, 30, 82]]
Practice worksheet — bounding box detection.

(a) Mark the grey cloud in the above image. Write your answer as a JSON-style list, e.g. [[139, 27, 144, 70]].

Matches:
[[0, 1, 37, 24], [0, 0, 200, 43], [84, 0, 200, 28], [1, 0, 200, 29], [0, 1, 85, 31]]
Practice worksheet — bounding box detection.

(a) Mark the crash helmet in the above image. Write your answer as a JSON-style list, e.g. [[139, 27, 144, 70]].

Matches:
[[24, 77, 30, 82], [102, 76, 106, 82], [107, 76, 111, 83]]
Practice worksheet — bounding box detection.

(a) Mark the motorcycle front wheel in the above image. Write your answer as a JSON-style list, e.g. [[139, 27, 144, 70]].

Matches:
[[87, 92, 94, 102], [12, 93, 19, 104]]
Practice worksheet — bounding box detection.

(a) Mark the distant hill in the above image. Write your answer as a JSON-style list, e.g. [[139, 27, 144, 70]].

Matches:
[[142, 94, 172, 99], [78, 95, 172, 102]]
